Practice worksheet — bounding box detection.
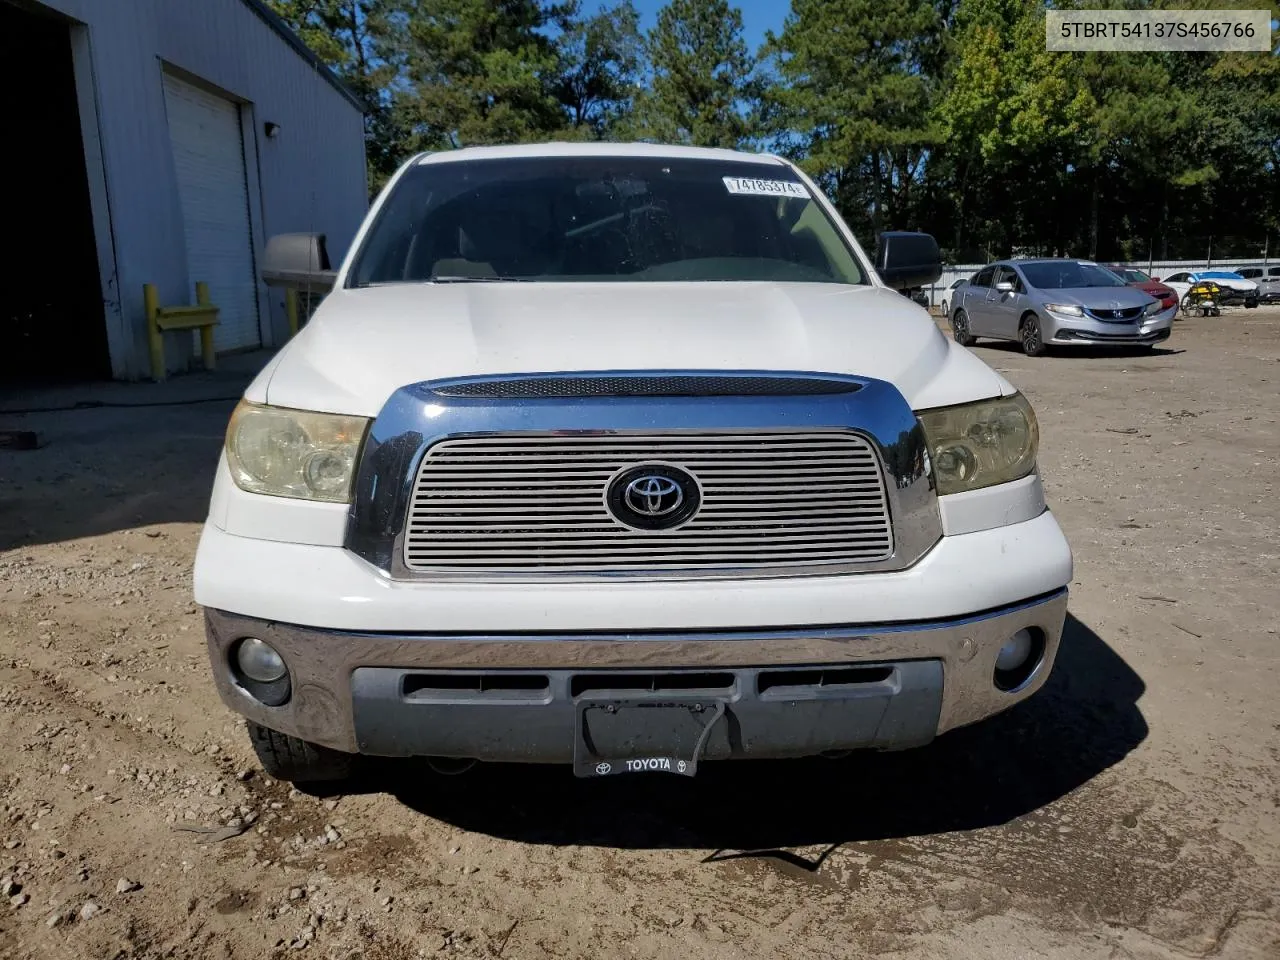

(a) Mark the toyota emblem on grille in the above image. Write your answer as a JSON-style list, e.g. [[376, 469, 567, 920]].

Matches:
[[606, 464, 701, 531], [625, 475, 684, 516]]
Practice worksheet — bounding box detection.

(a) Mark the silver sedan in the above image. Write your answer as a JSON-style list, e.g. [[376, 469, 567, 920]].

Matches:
[[950, 259, 1174, 356]]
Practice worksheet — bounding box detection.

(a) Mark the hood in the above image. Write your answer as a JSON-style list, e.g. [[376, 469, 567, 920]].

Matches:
[[253, 282, 1010, 417], [1195, 274, 1257, 291], [1036, 286, 1155, 309], [1134, 280, 1176, 299]]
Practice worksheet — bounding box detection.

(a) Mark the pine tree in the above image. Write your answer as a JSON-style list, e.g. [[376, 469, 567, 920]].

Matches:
[[265, 0, 405, 190], [392, 0, 570, 150], [554, 1, 645, 138], [765, 0, 945, 234], [630, 0, 757, 148]]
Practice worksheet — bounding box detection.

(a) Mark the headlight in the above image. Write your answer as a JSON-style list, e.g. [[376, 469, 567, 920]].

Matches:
[[1143, 300, 1162, 316], [225, 401, 370, 502], [917, 394, 1039, 496], [1044, 302, 1083, 317]]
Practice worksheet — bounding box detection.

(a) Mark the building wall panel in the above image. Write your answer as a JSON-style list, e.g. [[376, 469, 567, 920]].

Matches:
[[36, 0, 368, 377]]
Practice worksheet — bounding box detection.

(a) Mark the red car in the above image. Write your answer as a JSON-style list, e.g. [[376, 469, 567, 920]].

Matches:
[[1103, 264, 1179, 311]]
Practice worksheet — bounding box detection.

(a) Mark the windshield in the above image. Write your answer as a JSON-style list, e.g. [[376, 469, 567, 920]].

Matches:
[[1020, 261, 1127, 289], [348, 156, 866, 286], [1118, 269, 1150, 283]]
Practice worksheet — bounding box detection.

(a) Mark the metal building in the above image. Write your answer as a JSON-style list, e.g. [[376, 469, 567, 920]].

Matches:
[[1, 0, 368, 382]]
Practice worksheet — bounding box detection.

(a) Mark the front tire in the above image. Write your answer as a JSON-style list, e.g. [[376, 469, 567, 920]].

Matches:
[[1020, 314, 1047, 357], [248, 722, 355, 784], [951, 308, 976, 346]]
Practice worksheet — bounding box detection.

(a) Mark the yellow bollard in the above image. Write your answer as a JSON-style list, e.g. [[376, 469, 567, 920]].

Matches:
[[195, 282, 216, 371], [145, 282, 220, 380], [145, 283, 165, 381]]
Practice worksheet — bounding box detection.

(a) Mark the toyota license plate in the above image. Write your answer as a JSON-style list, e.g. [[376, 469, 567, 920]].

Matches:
[[572, 698, 727, 778]]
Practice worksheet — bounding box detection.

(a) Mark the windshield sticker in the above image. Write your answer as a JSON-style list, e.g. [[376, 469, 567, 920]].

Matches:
[[723, 176, 810, 199]]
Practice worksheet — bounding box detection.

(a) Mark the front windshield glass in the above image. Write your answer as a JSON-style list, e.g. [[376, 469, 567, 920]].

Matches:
[[1020, 261, 1127, 289], [1119, 269, 1150, 282], [348, 156, 866, 286]]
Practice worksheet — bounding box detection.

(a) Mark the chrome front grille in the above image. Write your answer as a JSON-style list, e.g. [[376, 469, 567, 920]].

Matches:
[[402, 432, 894, 575], [1087, 305, 1144, 322]]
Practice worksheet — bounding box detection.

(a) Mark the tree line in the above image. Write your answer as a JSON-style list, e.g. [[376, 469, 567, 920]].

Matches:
[[269, 0, 1280, 263]]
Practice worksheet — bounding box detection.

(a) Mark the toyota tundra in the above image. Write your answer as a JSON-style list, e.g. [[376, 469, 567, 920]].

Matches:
[[193, 143, 1073, 782]]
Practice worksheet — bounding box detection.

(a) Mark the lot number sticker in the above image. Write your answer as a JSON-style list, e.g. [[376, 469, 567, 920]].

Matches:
[[723, 176, 810, 199]]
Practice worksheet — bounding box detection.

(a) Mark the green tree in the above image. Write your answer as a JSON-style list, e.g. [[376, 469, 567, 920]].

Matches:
[[630, 0, 757, 148], [931, 0, 1280, 262], [1155, 0, 1280, 259], [392, 0, 570, 150], [765, 0, 947, 235], [553, 1, 646, 138], [931, 0, 1093, 257]]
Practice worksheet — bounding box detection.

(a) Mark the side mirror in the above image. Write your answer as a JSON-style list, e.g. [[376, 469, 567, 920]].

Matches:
[[261, 233, 336, 292], [995, 281, 1014, 293], [874, 231, 942, 291]]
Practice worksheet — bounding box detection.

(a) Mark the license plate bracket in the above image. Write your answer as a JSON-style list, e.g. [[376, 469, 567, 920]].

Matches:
[[572, 698, 728, 778]]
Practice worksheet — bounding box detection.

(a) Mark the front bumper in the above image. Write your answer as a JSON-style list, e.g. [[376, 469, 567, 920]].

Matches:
[[1044, 307, 1175, 346], [203, 588, 1068, 761]]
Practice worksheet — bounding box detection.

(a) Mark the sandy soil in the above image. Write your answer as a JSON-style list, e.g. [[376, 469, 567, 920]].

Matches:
[[0, 309, 1277, 960]]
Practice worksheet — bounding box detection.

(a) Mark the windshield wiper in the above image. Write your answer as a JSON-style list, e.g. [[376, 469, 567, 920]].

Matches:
[[430, 276, 535, 283]]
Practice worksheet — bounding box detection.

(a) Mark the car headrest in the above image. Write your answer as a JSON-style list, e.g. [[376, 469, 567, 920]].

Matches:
[[458, 200, 555, 272]]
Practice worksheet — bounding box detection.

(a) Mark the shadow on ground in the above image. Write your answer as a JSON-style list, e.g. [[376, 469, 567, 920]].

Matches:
[[348, 614, 1145, 854], [972, 341, 1185, 359], [0, 364, 261, 550]]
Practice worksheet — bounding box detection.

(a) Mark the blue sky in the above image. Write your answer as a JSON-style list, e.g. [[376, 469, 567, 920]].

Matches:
[[629, 0, 787, 55]]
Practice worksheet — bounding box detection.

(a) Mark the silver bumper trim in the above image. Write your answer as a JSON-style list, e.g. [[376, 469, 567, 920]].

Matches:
[[203, 589, 1068, 754]]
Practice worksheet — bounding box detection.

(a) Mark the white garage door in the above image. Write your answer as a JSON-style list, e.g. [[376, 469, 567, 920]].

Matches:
[[162, 72, 260, 351]]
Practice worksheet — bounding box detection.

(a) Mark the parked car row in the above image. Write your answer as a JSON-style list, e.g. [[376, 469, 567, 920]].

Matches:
[[937, 258, 1275, 355]]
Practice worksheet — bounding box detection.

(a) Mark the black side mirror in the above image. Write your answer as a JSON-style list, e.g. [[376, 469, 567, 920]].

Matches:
[[261, 233, 337, 291], [874, 231, 943, 291]]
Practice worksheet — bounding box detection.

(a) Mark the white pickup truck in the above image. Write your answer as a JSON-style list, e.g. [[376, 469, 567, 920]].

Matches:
[[193, 143, 1072, 783]]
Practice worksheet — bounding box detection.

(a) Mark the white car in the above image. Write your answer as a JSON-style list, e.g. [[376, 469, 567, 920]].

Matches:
[[1234, 266, 1280, 303], [939, 276, 969, 318], [1157, 270, 1260, 309], [193, 143, 1073, 783]]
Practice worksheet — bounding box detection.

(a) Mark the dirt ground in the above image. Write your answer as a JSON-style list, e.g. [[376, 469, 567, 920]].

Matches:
[[0, 308, 1278, 960]]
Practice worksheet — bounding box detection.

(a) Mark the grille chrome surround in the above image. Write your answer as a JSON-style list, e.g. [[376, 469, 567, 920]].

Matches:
[[344, 370, 943, 582], [402, 432, 894, 575], [1086, 305, 1144, 322]]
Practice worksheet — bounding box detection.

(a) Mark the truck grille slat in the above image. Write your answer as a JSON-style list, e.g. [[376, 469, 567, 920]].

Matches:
[[412, 516, 890, 529], [420, 465, 882, 478], [401, 553, 882, 569], [407, 527, 891, 542], [416, 480, 882, 494], [403, 431, 895, 575], [410, 496, 887, 514]]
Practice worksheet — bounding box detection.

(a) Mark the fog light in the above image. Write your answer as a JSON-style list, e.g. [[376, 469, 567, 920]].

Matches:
[[993, 628, 1045, 692], [996, 629, 1034, 672], [235, 637, 287, 683]]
